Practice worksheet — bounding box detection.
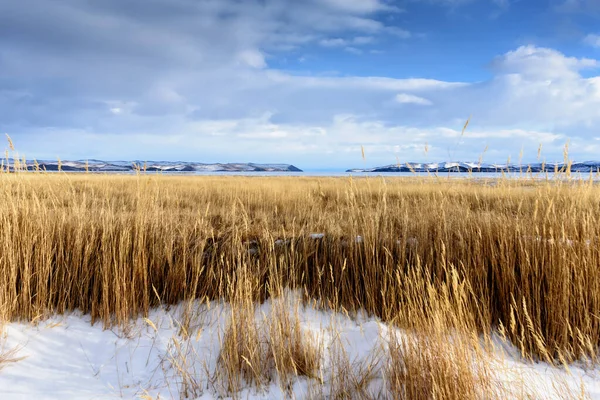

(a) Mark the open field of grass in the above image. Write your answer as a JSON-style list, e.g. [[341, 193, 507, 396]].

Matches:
[[1, 173, 600, 398]]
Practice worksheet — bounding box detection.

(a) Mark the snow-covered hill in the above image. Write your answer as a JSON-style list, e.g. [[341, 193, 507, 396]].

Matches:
[[348, 161, 600, 173], [5, 159, 302, 172]]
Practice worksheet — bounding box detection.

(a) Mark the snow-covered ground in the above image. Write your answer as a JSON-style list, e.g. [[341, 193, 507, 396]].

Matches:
[[1, 293, 599, 399]]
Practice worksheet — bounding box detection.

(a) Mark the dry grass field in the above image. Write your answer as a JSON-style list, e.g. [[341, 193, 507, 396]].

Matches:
[[1, 169, 600, 398]]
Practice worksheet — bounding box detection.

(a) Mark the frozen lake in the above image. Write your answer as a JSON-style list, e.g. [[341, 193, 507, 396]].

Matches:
[[151, 170, 600, 180], [40, 169, 600, 181]]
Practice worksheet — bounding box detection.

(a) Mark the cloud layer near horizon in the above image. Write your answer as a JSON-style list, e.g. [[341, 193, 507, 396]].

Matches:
[[1, 0, 600, 169]]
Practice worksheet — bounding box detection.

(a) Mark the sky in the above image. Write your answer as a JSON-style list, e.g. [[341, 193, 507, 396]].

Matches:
[[1, 0, 600, 170]]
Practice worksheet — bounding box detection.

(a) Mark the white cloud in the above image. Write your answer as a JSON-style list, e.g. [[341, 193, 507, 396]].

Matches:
[[105, 101, 136, 116], [490, 45, 598, 80], [319, 36, 375, 47], [395, 93, 433, 105], [584, 34, 600, 48], [14, 114, 569, 168], [237, 50, 267, 69], [263, 71, 465, 90], [318, 0, 400, 14]]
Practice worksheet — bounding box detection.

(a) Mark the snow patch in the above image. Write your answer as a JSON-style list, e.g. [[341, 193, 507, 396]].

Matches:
[[0, 295, 599, 399]]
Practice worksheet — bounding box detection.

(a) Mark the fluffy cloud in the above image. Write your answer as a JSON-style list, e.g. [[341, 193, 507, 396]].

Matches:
[[585, 34, 600, 48], [490, 46, 598, 79], [237, 50, 268, 69], [1, 0, 600, 169]]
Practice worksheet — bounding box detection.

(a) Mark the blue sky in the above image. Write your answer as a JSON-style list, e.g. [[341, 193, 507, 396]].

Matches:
[[1, 0, 600, 170]]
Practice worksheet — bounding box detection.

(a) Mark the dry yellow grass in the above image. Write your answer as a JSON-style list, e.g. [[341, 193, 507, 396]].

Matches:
[[0, 169, 599, 397]]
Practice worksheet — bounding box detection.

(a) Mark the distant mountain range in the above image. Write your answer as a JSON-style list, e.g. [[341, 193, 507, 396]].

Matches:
[[7, 159, 600, 174], [5, 159, 302, 172], [347, 161, 600, 173]]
